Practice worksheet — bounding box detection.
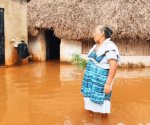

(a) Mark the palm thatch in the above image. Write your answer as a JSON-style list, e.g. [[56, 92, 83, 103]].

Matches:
[[28, 0, 150, 41]]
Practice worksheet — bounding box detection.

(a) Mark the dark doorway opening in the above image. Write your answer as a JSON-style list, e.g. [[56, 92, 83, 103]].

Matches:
[[0, 8, 5, 65], [45, 29, 61, 60]]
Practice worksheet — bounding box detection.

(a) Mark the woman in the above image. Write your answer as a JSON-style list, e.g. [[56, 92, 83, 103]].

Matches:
[[81, 25, 120, 115]]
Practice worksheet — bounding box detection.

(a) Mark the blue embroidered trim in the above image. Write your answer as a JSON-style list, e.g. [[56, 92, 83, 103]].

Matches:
[[81, 60, 111, 104]]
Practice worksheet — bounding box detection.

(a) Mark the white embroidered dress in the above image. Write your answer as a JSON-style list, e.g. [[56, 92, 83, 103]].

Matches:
[[83, 38, 120, 113]]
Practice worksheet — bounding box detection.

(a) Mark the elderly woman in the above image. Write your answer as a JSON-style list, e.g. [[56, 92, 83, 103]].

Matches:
[[81, 25, 120, 115]]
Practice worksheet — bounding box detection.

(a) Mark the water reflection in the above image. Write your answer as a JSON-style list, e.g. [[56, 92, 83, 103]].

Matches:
[[0, 70, 7, 123], [0, 62, 150, 125]]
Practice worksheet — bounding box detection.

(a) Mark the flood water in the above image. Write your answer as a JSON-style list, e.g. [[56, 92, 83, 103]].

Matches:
[[0, 61, 150, 125]]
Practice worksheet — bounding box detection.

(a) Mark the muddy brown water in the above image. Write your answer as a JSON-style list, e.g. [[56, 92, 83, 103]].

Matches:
[[0, 61, 150, 125]]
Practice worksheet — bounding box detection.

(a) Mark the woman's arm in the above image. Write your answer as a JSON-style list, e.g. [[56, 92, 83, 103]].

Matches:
[[104, 59, 118, 94]]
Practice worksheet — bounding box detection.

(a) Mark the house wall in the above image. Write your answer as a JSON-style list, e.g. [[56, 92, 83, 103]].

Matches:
[[28, 30, 46, 61], [28, 35, 150, 66], [0, 0, 28, 66], [81, 54, 150, 66], [60, 39, 82, 62], [120, 56, 150, 66], [114, 38, 150, 56], [28, 32, 150, 66]]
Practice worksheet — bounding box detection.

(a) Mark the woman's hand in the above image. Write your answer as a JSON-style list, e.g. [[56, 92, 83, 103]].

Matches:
[[104, 59, 118, 94], [104, 83, 111, 94]]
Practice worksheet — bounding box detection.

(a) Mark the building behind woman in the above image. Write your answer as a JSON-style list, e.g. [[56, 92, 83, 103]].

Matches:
[[81, 25, 120, 115]]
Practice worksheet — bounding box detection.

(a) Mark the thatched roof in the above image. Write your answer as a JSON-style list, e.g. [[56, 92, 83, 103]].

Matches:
[[28, 0, 150, 41]]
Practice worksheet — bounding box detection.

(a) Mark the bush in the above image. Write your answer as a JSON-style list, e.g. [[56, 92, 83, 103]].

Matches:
[[71, 54, 87, 69]]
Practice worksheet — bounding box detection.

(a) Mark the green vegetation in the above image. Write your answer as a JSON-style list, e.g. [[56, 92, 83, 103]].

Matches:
[[71, 54, 87, 69], [71, 54, 146, 70]]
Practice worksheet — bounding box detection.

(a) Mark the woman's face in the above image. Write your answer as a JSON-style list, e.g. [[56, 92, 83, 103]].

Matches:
[[93, 28, 104, 43]]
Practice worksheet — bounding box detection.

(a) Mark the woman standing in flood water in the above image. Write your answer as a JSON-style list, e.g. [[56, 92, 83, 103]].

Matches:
[[81, 25, 120, 115]]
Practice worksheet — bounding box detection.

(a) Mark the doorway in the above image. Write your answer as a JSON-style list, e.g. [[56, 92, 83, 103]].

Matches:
[[45, 29, 61, 60], [0, 8, 5, 65]]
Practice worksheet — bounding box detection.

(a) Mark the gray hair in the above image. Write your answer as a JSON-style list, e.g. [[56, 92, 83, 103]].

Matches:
[[96, 25, 113, 38]]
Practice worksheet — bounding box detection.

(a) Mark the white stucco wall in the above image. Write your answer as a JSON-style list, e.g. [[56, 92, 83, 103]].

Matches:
[[60, 39, 82, 62], [120, 56, 150, 66], [28, 31, 46, 61]]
